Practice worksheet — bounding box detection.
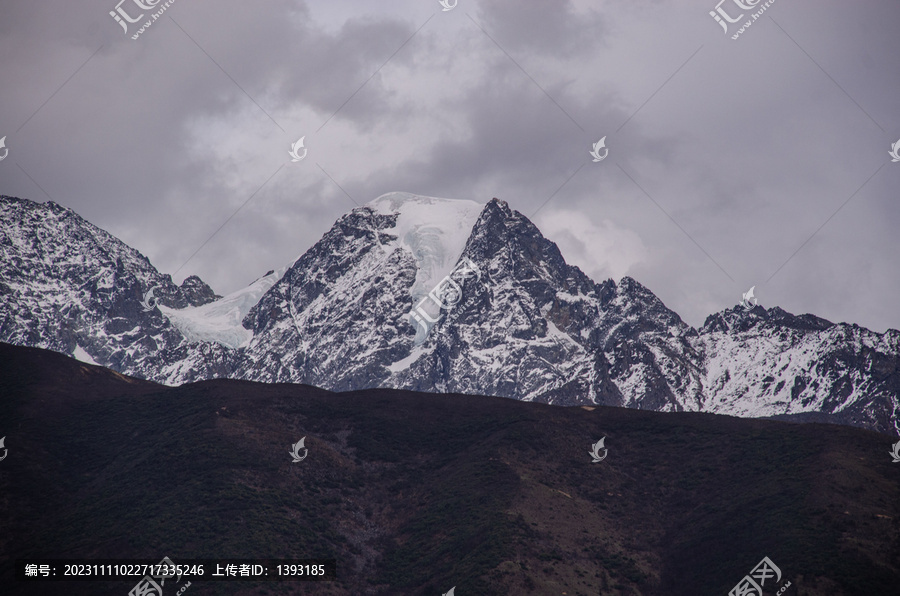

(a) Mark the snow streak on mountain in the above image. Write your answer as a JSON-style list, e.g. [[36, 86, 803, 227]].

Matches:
[[1, 193, 898, 434]]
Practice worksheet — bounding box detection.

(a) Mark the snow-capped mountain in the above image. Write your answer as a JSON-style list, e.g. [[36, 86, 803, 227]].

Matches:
[[0, 196, 229, 377], [1, 192, 897, 434]]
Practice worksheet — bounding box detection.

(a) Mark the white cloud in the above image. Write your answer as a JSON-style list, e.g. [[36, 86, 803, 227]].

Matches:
[[536, 209, 647, 282]]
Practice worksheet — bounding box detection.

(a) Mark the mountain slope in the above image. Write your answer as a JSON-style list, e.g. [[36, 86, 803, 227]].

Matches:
[[0, 195, 230, 381], [2, 342, 899, 596], [696, 305, 900, 431]]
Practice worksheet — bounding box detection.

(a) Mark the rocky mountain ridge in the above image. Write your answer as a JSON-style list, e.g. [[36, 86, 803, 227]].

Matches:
[[1, 192, 897, 434]]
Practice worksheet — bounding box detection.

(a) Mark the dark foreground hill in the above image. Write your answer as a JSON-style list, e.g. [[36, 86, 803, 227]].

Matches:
[[1, 342, 899, 596]]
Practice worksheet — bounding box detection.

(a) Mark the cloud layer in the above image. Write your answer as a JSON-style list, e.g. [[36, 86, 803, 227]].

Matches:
[[0, 0, 897, 332]]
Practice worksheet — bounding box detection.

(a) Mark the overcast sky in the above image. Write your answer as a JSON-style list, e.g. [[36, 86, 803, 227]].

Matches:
[[1, 0, 898, 333]]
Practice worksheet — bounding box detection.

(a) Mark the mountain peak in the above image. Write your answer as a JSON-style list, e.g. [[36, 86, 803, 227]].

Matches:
[[364, 192, 484, 300], [368, 191, 480, 213], [700, 303, 835, 334]]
